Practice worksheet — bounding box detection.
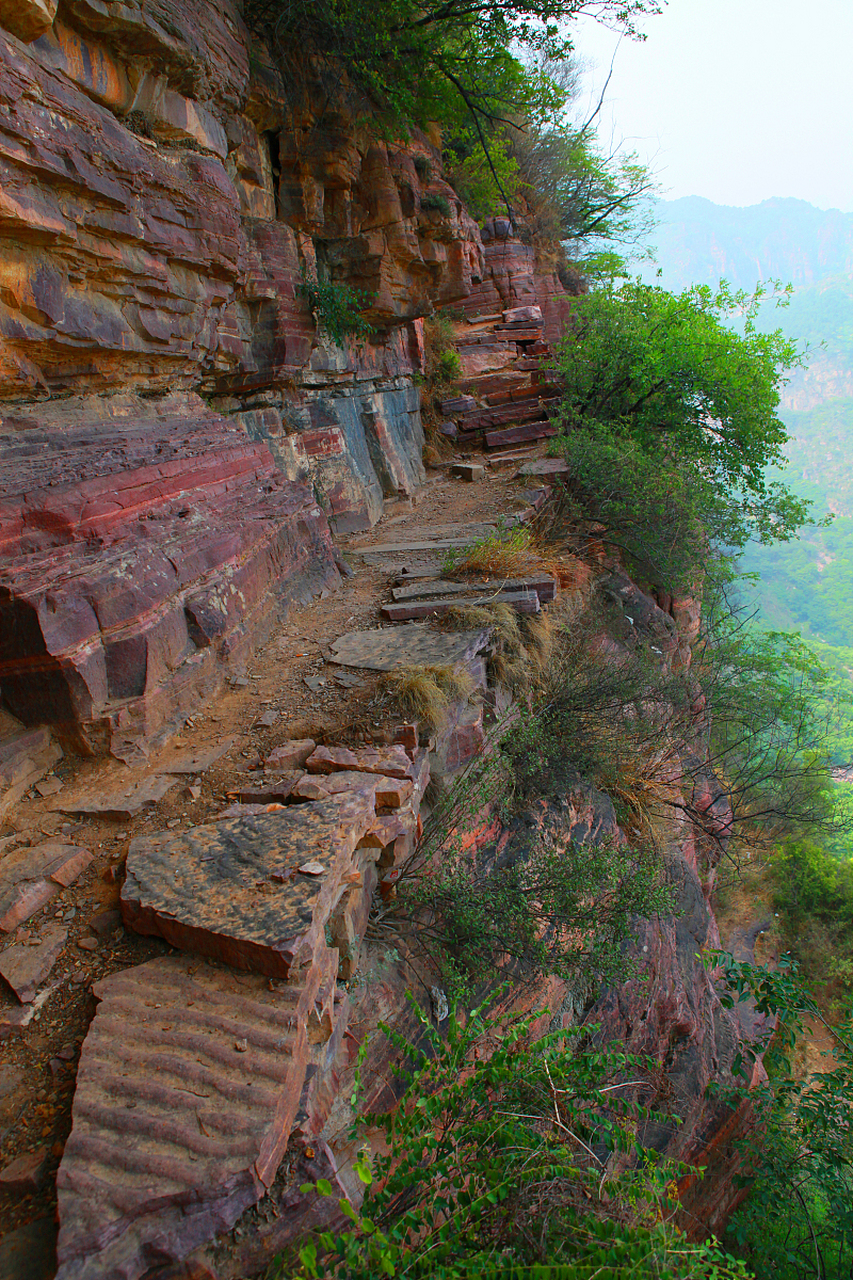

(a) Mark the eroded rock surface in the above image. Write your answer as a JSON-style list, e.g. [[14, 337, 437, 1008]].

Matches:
[[121, 793, 377, 978], [55, 953, 336, 1280]]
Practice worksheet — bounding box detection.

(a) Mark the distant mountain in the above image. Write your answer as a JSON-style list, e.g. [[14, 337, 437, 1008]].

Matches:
[[647, 196, 853, 293]]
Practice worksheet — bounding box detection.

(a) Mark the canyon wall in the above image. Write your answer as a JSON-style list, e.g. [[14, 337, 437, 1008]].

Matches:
[[0, 5, 759, 1276], [0, 0, 547, 760]]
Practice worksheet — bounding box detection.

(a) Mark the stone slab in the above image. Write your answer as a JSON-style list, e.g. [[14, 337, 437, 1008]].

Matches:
[[391, 579, 472, 601], [517, 457, 570, 476], [503, 305, 542, 324], [328, 622, 492, 673], [56, 776, 178, 818], [0, 725, 63, 821], [0, 1146, 48, 1193], [350, 539, 477, 555], [381, 589, 541, 621], [294, 771, 413, 809], [265, 740, 316, 771], [233, 774, 303, 805], [0, 842, 93, 933], [391, 575, 557, 604], [121, 794, 376, 978], [160, 740, 236, 774], [484, 423, 559, 448], [0, 923, 67, 1002], [55, 953, 334, 1280], [305, 744, 415, 780], [452, 463, 486, 482]]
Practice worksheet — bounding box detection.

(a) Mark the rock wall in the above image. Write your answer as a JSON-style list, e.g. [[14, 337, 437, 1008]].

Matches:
[[0, 4, 761, 1271], [0, 0, 496, 758]]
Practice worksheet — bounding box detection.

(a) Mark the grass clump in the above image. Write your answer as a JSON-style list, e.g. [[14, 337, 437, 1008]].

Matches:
[[444, 525, 539, 579], [420, 191, 452, 217], [379, 663, 475, 730], [441, 600, 560, 693]]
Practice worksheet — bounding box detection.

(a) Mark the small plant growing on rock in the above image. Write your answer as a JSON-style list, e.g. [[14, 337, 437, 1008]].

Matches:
[[378, 663, 474, 731], [288, 995, 751, 1280], [413, 154, 432, 182], [419, 191, 452, 217], [442, 524, 539, 578], [298, 274, 376, 346]]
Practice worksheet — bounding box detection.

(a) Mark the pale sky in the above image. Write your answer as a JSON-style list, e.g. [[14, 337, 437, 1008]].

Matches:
[[572, 0, 853, 212]]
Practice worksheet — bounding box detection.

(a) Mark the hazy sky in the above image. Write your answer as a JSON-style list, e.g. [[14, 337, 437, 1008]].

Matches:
[[572, 0, 853, 212]]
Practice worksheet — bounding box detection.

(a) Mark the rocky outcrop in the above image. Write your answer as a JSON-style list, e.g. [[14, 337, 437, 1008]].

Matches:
[[0, 396, 339, 759], [0, 0, 494, 756]]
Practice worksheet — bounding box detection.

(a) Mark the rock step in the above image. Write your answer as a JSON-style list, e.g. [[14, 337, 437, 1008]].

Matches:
[[121, 793, 377, 980], [381, 589, 541, 622], [329, 621, 493, 673], [485, 422, 559, 449], [517, 458, 570, 476], [483, 382, 562, 407], [455, 400, 549, 433], [55, 953, 333, 1280], [350, 537, 497, 556], [491, 326, 543, 341], [0, 722, 62, 821], [391, 574, 557, 603]]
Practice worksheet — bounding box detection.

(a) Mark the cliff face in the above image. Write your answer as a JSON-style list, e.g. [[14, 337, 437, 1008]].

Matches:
[[0, 0, 496, 760], [0, 6, 758, 1276]]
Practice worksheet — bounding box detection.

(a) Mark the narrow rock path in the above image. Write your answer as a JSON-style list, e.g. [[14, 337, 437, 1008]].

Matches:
[[0, 450, 558, 1277]]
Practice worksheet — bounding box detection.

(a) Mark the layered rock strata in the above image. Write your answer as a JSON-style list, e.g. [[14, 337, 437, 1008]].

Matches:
[[0, 400, 339, 759], [0, 0, 493, 758]]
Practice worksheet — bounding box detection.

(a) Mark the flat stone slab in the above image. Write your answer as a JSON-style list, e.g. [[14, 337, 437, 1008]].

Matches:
[[391, 579, 471, 601], [265, 740, 316, 771], [329, 622, 492, 673], [55, 776, 178, 818], [0, 724, 63, 821], [350, 539, 477, 555], [517, 457, 570, 475], [391, 574, 557, 604], [0, 923, 67, 1002], [485, 422, 558, 448], [160, 739, 236, 774], [295, 771, 413, 809], [55, 953, 332, 1280], [121, 794, 376, 978], [305, 744, 415, 780], [381, 589, 540, 622], [0, 842, 93, 933], [0, 1146, 48, 1192]]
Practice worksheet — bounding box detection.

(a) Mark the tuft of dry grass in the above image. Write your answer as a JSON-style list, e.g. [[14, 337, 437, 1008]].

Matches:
[[520, 608, 559, 678], [448, 526, 540, 579], [379, 663, 475, 730]]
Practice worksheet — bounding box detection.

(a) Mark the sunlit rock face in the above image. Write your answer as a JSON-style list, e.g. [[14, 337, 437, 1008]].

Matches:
[[0, 2, 492, 756]]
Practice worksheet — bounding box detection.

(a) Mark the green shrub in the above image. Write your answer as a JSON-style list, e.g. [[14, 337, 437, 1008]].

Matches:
[[420, 191, 452, 217], [287, 996, 753, 1280], [413, 154, 432, 181], [298, 275, 375, 345]]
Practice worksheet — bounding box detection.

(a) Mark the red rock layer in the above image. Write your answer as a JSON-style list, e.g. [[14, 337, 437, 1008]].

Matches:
[[0, 404, 339, 758]]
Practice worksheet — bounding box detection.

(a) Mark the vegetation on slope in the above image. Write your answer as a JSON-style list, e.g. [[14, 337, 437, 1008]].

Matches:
[[286, 234, 853, 1277]]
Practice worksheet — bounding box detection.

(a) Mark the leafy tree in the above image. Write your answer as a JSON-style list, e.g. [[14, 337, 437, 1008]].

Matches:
[[693, 601, 847, 844], [553, 279, 807, 511], [512, 117, 658, 267]]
